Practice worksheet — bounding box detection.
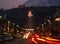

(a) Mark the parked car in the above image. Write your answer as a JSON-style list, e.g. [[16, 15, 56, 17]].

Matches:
[[4, 34, 14, 41], [15, 33, 22, 38]]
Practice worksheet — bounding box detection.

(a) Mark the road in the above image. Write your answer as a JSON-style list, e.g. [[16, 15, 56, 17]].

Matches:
[[3, 38, 31, 44], [0, 33, 60, 44], [1, 36, 60, 44]]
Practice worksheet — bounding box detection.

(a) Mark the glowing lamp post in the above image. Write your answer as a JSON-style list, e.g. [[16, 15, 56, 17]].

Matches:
[[11, 23, 15, 32], [7, 21, 10, 32], [42, 24, 44, 32], [0, 16, 2, 19]]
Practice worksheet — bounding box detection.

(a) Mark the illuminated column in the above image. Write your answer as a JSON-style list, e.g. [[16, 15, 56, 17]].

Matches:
[[27, 10, 33, 29]]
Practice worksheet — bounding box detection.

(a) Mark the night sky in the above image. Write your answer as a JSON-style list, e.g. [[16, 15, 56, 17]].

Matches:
[[0, 0, 60, 9], [0, 0, 28, 9], [25, 0, 60, 7]]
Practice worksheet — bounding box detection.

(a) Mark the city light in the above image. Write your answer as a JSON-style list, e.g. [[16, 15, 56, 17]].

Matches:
[[23, 32, 30, 39], [28, 10, 33, 17], [55, 17, 60, 21], [0, 16, 2, 19], [0, 4, 60, 44]]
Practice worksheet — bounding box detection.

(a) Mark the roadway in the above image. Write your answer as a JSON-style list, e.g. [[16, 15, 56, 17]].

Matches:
[[3, 38, 31, 44]]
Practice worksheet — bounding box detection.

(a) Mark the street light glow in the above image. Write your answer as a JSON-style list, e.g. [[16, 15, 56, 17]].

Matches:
[[55, 17, 60, 21], [28, 10, 33, 17], [0, 16, 2, 19]]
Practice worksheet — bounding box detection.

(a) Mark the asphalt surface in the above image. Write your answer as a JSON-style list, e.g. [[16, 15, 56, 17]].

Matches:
[[1, 38, 31, 44]]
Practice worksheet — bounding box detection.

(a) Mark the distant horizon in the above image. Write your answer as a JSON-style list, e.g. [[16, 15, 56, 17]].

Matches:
[[0, 0, 60, 10], [25, 0, 60, 7], [0, 6, 60, 10]]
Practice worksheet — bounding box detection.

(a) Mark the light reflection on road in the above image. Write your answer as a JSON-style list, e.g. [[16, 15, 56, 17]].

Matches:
[[31, 34, 60, 44], [23, 32, 30, 39]]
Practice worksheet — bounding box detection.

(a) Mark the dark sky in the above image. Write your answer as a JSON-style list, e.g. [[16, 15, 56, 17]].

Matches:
[[0, 0, 60, 9], [0, 0, 28, 9], [25, 0, 60, 7]]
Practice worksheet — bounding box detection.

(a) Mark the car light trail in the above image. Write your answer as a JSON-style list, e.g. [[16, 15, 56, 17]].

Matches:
[[31, 34, 60, 44], [31, 37, 38, 44], [41, 36, 60, 42], [37, 38, 45, 41], [37, 38, 56, 44], [37, 37, 60, 44], [45, 37, 59, 41], [23, 32, 30, 39], [34, 34, 40, 38]]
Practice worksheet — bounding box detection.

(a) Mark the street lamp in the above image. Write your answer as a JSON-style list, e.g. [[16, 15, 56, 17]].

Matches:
[[7, 21, 10, 32], [48, 20, 51, 24], [42, 24, 44, 32], [0, 16, 2, 19]]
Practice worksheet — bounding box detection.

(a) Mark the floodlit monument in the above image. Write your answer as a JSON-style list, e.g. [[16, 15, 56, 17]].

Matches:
[[25, 10, 34, 31]]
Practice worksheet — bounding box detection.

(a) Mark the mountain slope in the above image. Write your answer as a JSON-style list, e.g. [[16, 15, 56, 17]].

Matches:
[[25, 0, 60, 6]]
